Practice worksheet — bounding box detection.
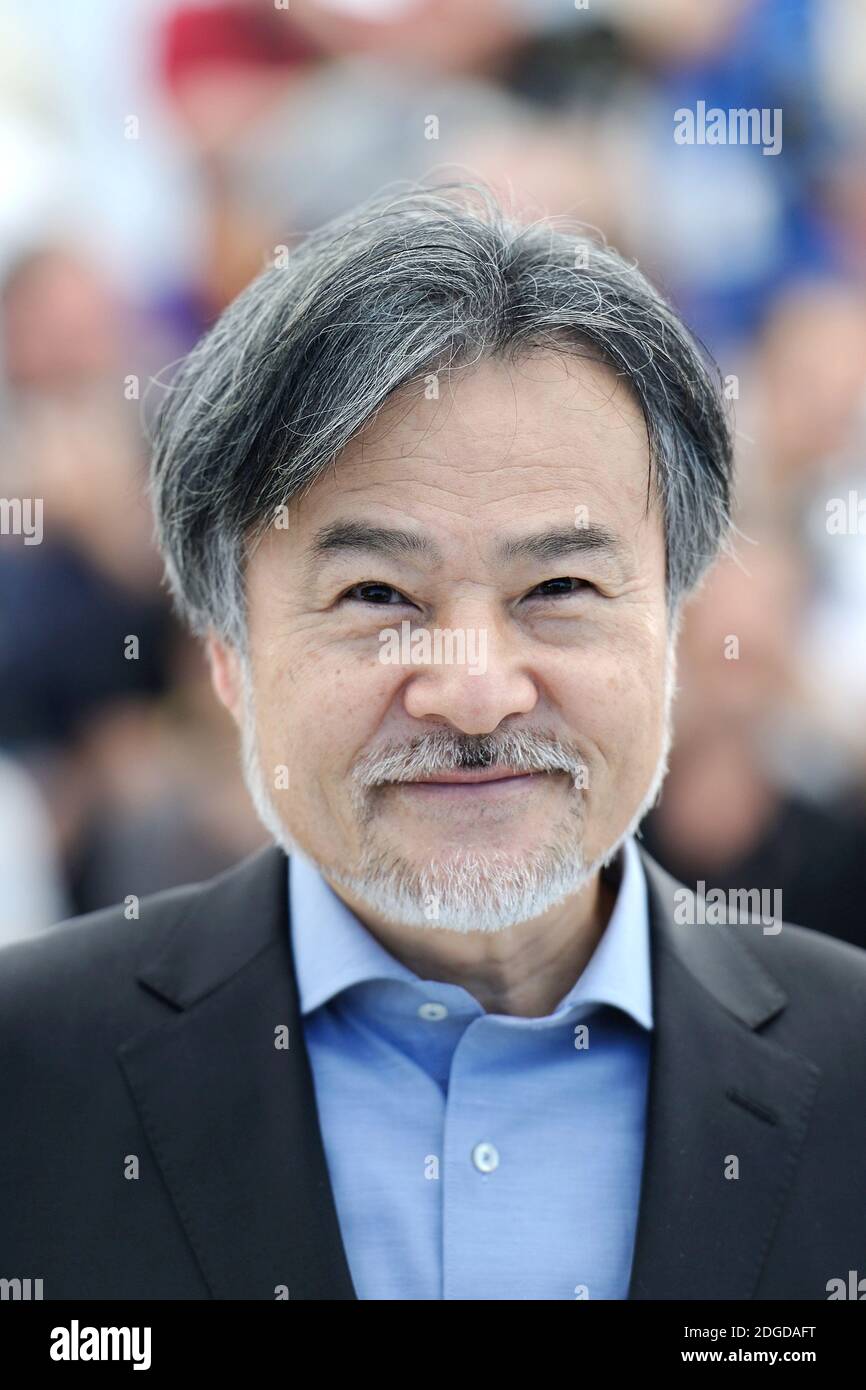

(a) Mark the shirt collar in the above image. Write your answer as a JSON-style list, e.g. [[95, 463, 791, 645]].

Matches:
[[289, 836, 653, 1030]]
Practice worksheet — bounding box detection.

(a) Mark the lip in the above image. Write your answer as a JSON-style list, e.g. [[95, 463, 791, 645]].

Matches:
[[394, 770, 551, 796], [408, 768, 534, 785]]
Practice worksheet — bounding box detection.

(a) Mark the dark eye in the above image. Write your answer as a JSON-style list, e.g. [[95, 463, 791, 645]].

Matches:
[[341, 582, 411, 606], [528, 577, 592, 599]]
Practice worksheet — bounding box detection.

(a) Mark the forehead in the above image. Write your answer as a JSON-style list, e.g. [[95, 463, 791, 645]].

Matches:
[[280, 350, 664, 574]]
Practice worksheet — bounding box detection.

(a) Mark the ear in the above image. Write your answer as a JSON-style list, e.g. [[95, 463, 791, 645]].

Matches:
[[205, 631, 245, 725]]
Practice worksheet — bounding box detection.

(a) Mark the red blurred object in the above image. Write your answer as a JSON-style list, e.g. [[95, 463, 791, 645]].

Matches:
[[161, 2, 320, 92]]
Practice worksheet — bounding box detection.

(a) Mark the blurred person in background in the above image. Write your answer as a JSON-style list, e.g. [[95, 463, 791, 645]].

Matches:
[[0, 245, 171, 909], [0, 243, 265, 915], [595, 0, 840, 355], [0, 752, 67, 944], [743, 279, 866, 506], [735, 278, 866, 751], [158, 0, 323, 331], [641, 531, 866, 948], [66, 628, 267, 911]]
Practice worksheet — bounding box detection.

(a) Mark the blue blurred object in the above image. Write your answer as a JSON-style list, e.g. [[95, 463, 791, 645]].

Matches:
[[648, 0, 841, 349], [0, 537, 171, 749]]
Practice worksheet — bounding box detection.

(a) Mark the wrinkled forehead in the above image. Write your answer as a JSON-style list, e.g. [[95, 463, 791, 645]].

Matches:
[[291, 350, 654, 522]]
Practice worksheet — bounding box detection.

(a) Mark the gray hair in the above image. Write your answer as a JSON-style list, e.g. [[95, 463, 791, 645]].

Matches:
[[148, 181, 734, 647]]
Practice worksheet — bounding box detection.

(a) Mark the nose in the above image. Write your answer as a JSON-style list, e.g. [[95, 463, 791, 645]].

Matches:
[[401, 616, 539, 735]]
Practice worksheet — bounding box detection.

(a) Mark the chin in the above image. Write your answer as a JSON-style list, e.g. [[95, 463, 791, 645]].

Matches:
[[326, 837, 599, 935]]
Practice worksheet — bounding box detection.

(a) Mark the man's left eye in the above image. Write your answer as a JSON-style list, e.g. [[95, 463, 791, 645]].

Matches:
[[527, 577, 592, 599]]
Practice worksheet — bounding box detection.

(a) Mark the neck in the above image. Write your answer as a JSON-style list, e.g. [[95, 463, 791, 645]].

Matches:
[[320, 863, 619, 1018]]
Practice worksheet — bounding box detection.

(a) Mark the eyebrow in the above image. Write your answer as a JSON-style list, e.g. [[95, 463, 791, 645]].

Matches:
[[305, 519, 627, 580], [497, 523, 626, 567], [308, 521, 439, 568]]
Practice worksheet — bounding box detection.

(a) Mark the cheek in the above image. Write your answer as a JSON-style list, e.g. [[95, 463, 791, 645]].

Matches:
[[258, 649, 396, 778], [559, 646, 666, 772]]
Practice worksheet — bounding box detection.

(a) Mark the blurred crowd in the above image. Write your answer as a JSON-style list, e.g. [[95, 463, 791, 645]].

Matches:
[[2, 0, 866, 947]]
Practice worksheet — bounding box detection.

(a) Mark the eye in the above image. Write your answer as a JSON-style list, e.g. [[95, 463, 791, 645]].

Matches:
[[340, 581, 413, 607], [526, 577, 593, 600], [338, 577, 593, 607]]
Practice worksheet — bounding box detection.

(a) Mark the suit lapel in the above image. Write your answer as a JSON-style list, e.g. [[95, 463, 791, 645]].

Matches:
[[627, 849, 821, 1299], [117, 844, 357, 1300]]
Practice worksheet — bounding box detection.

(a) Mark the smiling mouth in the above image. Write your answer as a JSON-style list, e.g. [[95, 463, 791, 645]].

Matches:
[[416, 767, 533, 782], [392, 769, 557, 795]]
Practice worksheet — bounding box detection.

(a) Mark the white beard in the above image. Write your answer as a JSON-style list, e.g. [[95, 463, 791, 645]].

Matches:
[[237, 642, 677, 934]]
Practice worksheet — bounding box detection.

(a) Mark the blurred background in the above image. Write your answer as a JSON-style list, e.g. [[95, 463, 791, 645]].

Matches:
[[2, 0, 866, 947]]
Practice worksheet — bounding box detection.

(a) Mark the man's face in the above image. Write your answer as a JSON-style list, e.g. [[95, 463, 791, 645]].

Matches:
[[209, 350, 673, 931]]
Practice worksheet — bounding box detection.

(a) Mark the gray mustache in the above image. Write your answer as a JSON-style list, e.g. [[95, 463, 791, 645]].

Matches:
[[354, 731, 588, 787]]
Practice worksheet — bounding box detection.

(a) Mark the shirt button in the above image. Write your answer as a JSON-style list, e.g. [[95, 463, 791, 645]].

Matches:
[[418, 1002, 448, 1021], [472, 1141, 500, 1174]]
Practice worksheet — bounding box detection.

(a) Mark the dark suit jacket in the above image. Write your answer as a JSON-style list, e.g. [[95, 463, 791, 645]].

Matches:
[[1, 842, 865, 1300]]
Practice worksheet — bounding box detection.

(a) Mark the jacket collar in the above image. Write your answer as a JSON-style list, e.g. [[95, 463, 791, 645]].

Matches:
[[120, 841, 818, 1300], [627, 848, 819, 1299], [120, 842, 357, 1300]]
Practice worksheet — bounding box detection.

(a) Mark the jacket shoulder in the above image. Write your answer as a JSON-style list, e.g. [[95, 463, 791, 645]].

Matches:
[[742, 916, 866, 997], [0, 873, 211, 1008], [640, 846, 866, 1057], [718, 919, 866, 1076]]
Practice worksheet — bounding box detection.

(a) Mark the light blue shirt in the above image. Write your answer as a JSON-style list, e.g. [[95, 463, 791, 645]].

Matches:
[[289, 836, 653, 1300]]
